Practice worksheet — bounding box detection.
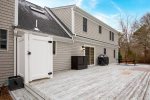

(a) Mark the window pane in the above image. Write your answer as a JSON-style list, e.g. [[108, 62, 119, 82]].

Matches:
[[0, 29, 7, 49], [0, 29, 7, 39], [99, 26, 101, 33], [0, 41, 7, 49], [112, 32, 114, 41], [83, 17, 87, 32], [109, 31, 111, 40]]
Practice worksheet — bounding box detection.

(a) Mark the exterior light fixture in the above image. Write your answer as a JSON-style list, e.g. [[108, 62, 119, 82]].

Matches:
[[82, 46, 85, 50]]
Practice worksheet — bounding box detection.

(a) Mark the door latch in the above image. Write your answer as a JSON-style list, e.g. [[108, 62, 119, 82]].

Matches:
[[28, 51, 31, 55], [48, 72, 52, 75]]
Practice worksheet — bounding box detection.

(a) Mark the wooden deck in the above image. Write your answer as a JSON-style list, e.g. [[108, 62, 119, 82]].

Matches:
[[26, 64, 150, 100]]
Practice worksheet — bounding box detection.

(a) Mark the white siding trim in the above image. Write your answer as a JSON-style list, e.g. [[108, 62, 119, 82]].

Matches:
[[24, 33, 29, 83], [14, 0, 18, 26], [71, 7, 75, 35], [14, 28, 73, 43], [45, 7, 73, 38], [74, 39, 118, 48], [14, 30, 17, 76]]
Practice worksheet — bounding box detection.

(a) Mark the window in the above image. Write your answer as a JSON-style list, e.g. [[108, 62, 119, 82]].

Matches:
[[83, 17, 87, 32], [0, 29, 7, 50], [30, 6, 45, 14], [99, 26, 102, 33], [53, 41, 56, 55], [112, 32, 114, 41], [114, 50, 116, 58], [109, 31, 114, 41], [109, 31, 112, 40], [104, 48, 106, 55]]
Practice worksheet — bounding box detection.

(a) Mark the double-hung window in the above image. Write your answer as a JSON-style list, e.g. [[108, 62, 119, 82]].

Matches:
[[109, 31, 114, 41], [83, 17, 87, 32], [0, 29, 7, 50]]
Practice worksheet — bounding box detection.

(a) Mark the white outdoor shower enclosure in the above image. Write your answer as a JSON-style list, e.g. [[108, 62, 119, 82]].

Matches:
[[17, 33, 53, 83]]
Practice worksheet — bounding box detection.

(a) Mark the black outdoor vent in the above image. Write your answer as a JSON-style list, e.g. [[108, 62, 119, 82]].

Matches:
[[71, 56, 88, 70], [8, 76, 24, 91]]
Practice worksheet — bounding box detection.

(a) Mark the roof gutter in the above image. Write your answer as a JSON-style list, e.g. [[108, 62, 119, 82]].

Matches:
[[44, 7, 73, 39]]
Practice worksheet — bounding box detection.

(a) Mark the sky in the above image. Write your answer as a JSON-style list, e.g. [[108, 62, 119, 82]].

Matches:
[[27, 0, 150, 31]]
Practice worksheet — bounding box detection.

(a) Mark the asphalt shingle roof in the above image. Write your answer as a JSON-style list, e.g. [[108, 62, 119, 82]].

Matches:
[[18, 0, 71, 38]]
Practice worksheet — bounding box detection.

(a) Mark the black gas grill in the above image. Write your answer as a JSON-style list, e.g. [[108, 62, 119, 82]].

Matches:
[[98, 54, 109, 66]]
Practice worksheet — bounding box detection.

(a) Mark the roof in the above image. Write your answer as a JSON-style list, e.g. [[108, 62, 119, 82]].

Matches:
[[17, 0, 72, 38]]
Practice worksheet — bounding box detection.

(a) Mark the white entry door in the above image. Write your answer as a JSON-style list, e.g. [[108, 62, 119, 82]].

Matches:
[[29, 34, 53, 81]]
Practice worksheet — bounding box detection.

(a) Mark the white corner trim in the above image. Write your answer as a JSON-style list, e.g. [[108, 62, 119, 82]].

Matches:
[[45, 7, 73, 38], [14, 0, 18, 26], [14, 30, 17, 76], [71, 7, 75, 35]]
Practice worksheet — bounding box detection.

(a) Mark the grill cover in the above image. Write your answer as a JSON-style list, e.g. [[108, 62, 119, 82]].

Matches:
[[98, 54, 109, 66]]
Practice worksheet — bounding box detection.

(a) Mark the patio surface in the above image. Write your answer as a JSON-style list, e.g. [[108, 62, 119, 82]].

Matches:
[[27, 64, 150, 100]]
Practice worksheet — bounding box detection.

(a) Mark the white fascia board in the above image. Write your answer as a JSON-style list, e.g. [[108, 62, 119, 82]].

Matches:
[[44, 7, 73, 38], [74, 6, 119, 34], [14, 28, 73, 43], [50, 5, 75, 10], [14, 0, 18, 26]]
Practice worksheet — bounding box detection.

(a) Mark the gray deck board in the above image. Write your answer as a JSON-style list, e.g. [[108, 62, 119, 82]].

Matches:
[[26, 64, 150, 100]]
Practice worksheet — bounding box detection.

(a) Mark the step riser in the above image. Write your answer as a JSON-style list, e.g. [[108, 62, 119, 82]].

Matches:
[[25, 85, 45, 100]]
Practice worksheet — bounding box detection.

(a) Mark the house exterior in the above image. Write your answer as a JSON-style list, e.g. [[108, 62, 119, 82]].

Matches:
[[0, 0, 16, 85], [51, 5, 118, 67], [0, 0, 119, 85]]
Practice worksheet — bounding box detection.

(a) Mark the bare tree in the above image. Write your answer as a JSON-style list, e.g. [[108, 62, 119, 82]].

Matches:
[[133, 13, 150, 62], [119, 15, 137, 60]]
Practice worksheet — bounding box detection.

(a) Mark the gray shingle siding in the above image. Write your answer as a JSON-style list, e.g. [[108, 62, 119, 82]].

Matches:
[[0, 0, 15, 85]]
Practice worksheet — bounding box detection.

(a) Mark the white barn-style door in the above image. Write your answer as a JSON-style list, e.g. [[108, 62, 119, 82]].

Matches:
[[29, 34, 53, 81]]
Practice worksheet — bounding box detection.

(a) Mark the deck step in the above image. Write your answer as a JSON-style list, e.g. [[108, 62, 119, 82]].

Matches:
[[10, 88, 38, 100], [25, 84, 45, 100]]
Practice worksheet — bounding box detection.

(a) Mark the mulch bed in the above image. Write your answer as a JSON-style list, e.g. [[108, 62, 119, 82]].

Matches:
[[0, 86, 12, 100]]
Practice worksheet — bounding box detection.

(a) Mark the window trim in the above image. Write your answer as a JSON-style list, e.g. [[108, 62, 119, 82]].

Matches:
[[83, 17, 87, 32], [0, 28, 8, 51], [53, 41, 57, 55]]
